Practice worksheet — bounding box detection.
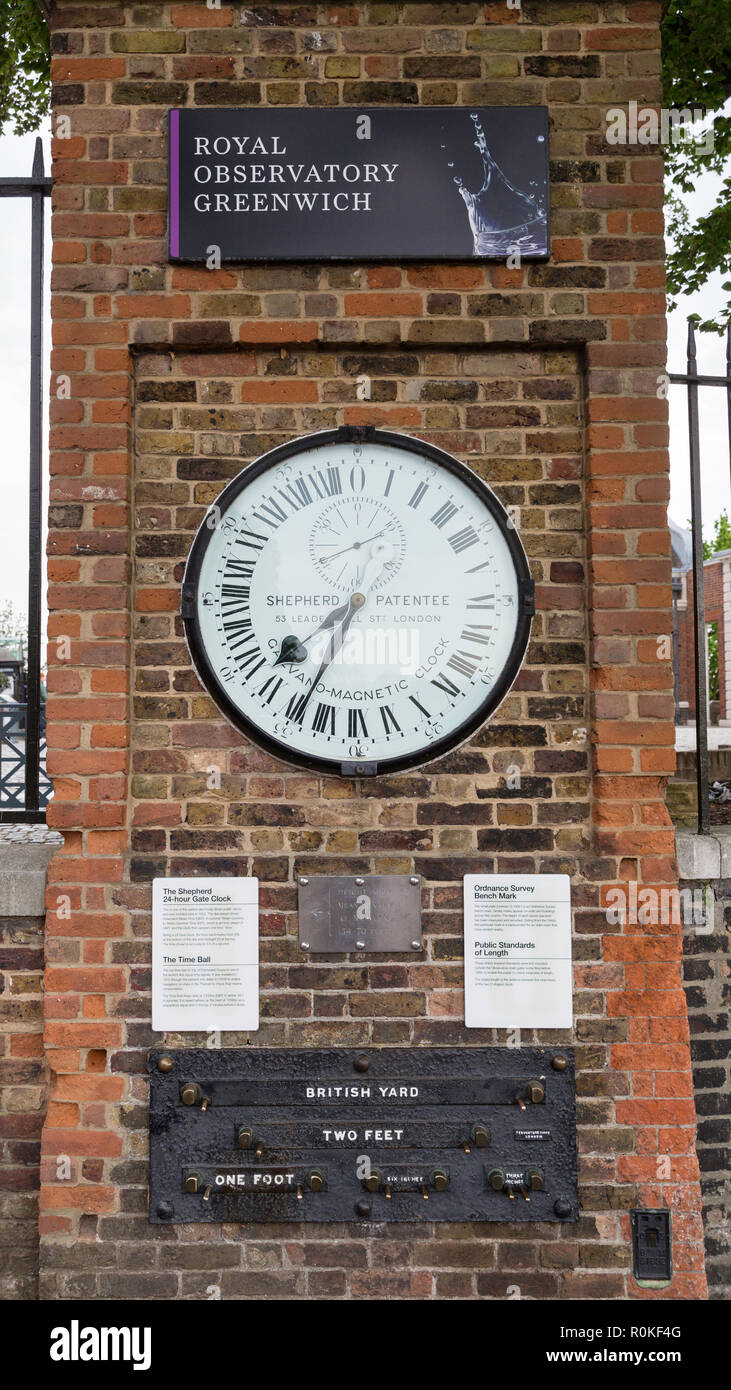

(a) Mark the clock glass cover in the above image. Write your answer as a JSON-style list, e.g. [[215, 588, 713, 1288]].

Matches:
[[182, 428, 534, 776]]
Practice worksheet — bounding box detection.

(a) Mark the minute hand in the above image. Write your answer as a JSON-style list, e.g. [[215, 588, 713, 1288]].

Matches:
[[293, 542, 393, 720], [293, 594, 363, 722], [274, 595, 351, 666]]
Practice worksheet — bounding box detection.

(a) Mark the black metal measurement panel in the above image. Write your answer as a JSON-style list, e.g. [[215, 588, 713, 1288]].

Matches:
[[149, 1048, 578, 1224]]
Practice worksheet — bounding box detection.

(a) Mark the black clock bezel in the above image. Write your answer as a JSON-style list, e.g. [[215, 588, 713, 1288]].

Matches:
[[181, 426, 535, 778]]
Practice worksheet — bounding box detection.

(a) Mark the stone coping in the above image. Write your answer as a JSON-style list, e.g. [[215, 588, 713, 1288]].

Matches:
[[0, 826, 63, 917], [675, 826, 731, 880]]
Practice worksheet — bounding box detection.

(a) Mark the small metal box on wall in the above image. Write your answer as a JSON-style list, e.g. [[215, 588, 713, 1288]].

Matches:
[[297, 874, 422, 953]]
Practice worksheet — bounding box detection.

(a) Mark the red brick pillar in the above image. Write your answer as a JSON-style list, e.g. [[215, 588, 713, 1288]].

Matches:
[[37, 0, 706, 1300]]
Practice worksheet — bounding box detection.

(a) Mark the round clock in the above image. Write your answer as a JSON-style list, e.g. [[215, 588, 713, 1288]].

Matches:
[[181, 427, 534, 777]]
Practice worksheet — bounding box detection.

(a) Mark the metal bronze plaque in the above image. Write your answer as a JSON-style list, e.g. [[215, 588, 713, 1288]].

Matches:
[[298, 874, 422, 953], [149, 1048, 578, 1224]]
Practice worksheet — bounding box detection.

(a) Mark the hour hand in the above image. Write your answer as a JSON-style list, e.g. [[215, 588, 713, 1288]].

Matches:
[[273, 596, 352, 665], [274, 634, 308, 665]]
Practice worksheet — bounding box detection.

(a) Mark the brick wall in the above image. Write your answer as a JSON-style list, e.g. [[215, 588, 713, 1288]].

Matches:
[[0, 911, 45, 1300], [38, 0, 708, 1300], [0, 833, 61, 1300], [681, 879, 731, 1301]]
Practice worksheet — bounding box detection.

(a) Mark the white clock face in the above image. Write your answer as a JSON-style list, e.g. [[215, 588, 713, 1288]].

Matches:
[[183, 431, 533, 775]]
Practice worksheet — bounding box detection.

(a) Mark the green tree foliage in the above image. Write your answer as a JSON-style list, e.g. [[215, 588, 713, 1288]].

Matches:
[[0, 0, 50, 137], [662, 1, 731, 333], [0, 600, 27, 694], [702, 510, 731, 559], [702, 515, 730, 701]]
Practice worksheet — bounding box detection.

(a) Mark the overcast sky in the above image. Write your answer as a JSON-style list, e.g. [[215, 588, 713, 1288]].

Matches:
[[0, 120, 728, 628]]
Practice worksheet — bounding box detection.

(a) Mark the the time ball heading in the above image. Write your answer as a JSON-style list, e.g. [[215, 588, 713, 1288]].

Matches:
[[168, 107, 550, 263]]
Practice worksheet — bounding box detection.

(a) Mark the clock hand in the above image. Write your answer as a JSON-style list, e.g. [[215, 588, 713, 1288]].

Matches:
[[293, 594, 364, 720], [360, 538, 393, 591], [274, 538, 395, 665], [273, 595, 352, 666], [317, 525, 392, 565], [288, 541, 395, 721]]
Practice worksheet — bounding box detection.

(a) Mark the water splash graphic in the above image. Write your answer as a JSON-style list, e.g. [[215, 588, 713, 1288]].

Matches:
[[452, 113, 547, 256]]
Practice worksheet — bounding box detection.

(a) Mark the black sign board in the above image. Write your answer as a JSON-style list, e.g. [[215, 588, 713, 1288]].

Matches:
[[149, 1047, 577, 1224], [169, 106, 549, 263]]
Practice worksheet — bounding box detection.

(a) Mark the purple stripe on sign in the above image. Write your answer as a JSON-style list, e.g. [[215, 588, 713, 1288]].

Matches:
[[169, 109, 180, 258]]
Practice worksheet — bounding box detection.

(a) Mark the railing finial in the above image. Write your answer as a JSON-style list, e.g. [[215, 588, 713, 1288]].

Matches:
[[31, 136, 44, 181], [687, 318, 697, 371]]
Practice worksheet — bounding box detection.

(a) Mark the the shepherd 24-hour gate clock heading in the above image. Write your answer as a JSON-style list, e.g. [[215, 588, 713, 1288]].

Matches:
[[181, 427, 534, 777]]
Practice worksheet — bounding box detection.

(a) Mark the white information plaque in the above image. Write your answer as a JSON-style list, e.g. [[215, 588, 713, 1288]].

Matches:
[[152, 877, 259, 1033], [464, 874, 572, 1029]]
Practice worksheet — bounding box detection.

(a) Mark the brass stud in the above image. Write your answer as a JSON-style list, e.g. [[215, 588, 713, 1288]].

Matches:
[[157, 1056, 173, 1073]]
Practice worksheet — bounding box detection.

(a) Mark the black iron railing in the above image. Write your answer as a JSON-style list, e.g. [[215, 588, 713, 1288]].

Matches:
[[0, 702, 52, 811], [0, 138, 52, 823], [670, 322, 731, 835]]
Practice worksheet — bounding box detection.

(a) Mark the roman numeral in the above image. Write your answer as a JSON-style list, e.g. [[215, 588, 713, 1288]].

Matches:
[[286, 692, 310, 723], [409, 695, 431, 718], [312, 702, 336, 736], [257, 675, 282, 704], [431, 501, 458, 529], [409, 482, 429, 509], [253, 495, 288, 529], [380, 705, 401, 734], [225, 557, 255, 579], [220, 583, 250, 615], [307, 466, 342, 499], [223, 616, 254, 650], [279, 477, 313, 510], [448, 525, 479, 553], [447, 651, 478, 679], [467, 594, 495, 609], [431, 672, 460, 699], [348, 708, 368, 738], [461, 625, 492, 646], [236, 645, 266, 679], [236, 528, 268, 552], [383, 470, 394, 497], [221, 583, 250, 601]]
